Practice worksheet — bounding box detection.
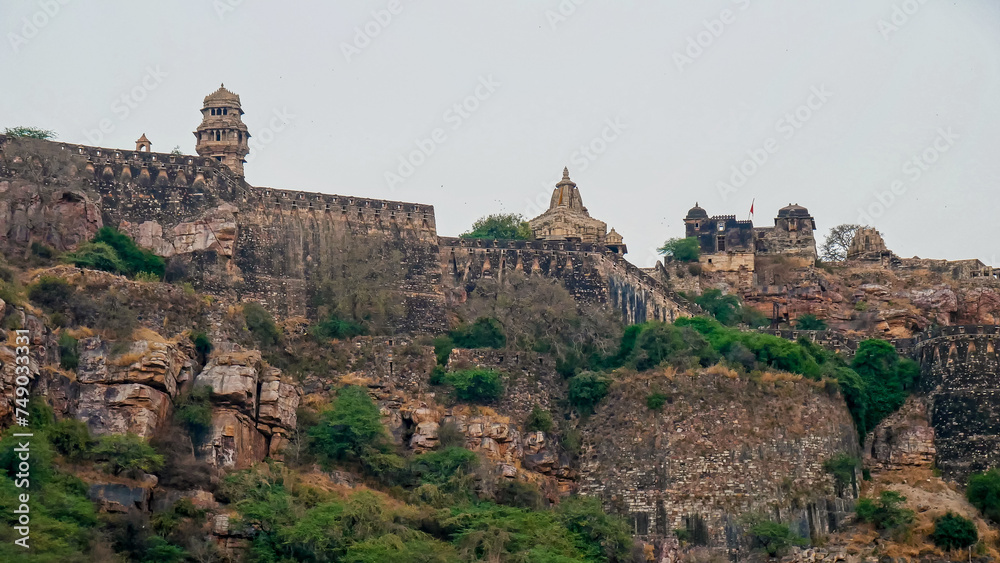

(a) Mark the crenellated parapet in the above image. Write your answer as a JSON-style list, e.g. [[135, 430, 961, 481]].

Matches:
[[913, 325, 1000, 481], [438, 237, 699, 324]]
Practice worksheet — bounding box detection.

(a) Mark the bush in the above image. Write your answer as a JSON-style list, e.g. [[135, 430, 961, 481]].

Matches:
[[436, 420, 465, 448], [796, 314, 827, 330], [444, 369, 504, 403], [3, 126, 55, 139], [967, 468, 1000, 523], [308, 386, 401, 477], [190, 331, 212, 363], [48, 418, 92, 461], [568, 372, 611, 415], [243, 302, 280, 347], [28, 276, 75, 311], [93, 433, 164, 476], [450, 317, 505, 349], [823, 453, 858, 497], [64, 241, 126, 274], [58, 332, 79, 370], [856, 490, 914, 531], [495, 479, 544, 510], [30, 241, 56, 260], [694, 289, 742, 326], [175, 386, 213, 445], [432, 336, 454, 366], [409, 447, 477, 485], [658, 237, 700, 262], [646, 392, 668, 411], [460, 213, 531, 240], [930, 512, 978, 551], [749, 520, 807, 556], [524, 404, 553, 433], [429, 365, 447, 386], [91, 226, 165, 278], [313, 314, 367, 340]]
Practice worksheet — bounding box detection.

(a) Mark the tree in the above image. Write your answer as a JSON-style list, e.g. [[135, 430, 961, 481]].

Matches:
[[856, 490, 914, 531], [658, 237, 700, 262], [967, 469, 1000, 523], [243, 302, 280, 347], [930, 512, 978, 551], [3, 126, 55, 139], [748, 520, 807, 557], [93, 433, 165, 476], [822, 454, 858, 497], [460, 213, 531, 240], [524, 404, 553, 433], [308, 385, 400, 476], [444, 369, 504, 403], [820, 224, 862, 262], [694, 289, 742, 326], [568, 372, 611, 414], [796, 314, 827, 330]]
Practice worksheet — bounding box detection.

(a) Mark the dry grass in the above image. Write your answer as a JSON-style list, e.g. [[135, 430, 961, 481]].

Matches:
[[67, 326, 95, 339], [132, 326, 169, 344], [109, 351, 144, 367], [704, 364, 740, 379]]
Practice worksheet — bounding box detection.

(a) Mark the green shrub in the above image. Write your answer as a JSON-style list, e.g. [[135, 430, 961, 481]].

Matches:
[[429, 365, 447, 385], [309, 386, 402, 477], [646, 392, 668, 411], [28, 275, 75, 311], [93, 433, 164, 476], [796, 314, 827, 330], [749, 520, 807, 556], [823, 453, 858, 497], [48, 418, 92, 461], [524, 404, 553, 433], [91, 226, 165, 278], [450, 317, 505, 349], [409, 447, 477, 485], [856, 490, 914, 531], [444, 369, 504, 403], [930, 512, 978, 551], [694, 289, 742, 326], [568, 372, 611, 414], [967, 468, 1000, 523], [658, 237, 700, 262], [4, 126, 55, 139], [459, 213, 531, 240], [64, 241, 125, 274], [175, 386, 213, 445], [313, 314, 367, 340], [190, 331, 212, 362], [243, 302, 280, 347], [58, 332, 79, 370], [30, 241, 56, 260], [495, 479, 544, 510], [432, 335, 454, 366]]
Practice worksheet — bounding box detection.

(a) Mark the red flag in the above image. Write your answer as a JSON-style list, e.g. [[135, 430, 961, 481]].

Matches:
[[749, 199, 755, 216]]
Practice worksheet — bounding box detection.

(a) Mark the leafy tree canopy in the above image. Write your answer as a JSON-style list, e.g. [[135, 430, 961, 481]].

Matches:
[[460, 213, 532, 240], [657, 237, 700, 262], [3, 126, 56, 139]]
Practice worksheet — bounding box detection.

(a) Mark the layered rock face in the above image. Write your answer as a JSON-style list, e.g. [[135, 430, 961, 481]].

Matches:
[[193, 350, 300, 469], [577, 370, 859, 549]]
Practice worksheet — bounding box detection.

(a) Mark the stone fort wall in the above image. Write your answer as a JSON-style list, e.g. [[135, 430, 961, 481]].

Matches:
[[437, 237, 698, 324], [1, 138, 695, 329], [915, 325, 1000, 481]]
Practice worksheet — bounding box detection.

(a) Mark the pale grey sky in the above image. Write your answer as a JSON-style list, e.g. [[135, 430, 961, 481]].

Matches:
[[3, 1, 998, 266]]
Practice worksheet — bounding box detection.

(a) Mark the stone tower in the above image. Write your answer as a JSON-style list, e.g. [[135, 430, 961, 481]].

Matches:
[[194, 84, 250, 176]]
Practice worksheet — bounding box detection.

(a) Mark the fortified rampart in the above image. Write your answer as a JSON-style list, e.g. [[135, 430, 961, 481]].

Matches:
[[438, 237, 698, 324], [915, 325, 1000, 481]]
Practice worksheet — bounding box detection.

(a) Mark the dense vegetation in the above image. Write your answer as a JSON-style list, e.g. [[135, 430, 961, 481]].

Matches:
[[64, 227, 165, 279], [460, 213, 532, 240], [657, 237, 700, 262], [967, 469, 1000, 523]]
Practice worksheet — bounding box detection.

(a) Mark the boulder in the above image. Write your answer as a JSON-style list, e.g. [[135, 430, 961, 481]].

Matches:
[[199, 408, 267, 469], [74, 383, 170, 437], [77, 337, 187, 396], [88, 483, 150, 513], [257, 370, 299, 431], [194, 351, 262, 413]]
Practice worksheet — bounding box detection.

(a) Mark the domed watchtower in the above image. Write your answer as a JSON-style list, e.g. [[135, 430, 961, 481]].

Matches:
[[194, 84, 250, 176]]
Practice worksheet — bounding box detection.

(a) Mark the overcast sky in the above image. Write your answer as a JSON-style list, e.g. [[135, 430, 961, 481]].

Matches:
[[3, 1, 998, 266]]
